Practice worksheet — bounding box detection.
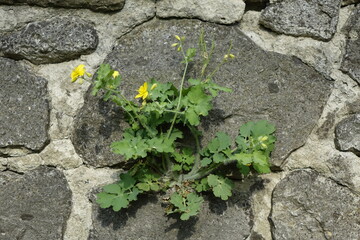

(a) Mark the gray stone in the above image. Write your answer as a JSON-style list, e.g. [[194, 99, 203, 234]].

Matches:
[[0, 17, 98, 64], [73, 19, 332, 168], [260, 0, 342, 41], [342, 0, 360, 6], [0, 166, 72, 240], [89, 180, 257, 239], [0, 57, 50, 153], [335, 114, 360, 156], [341, 5, 360, 84], [0, 0, 125, 12], [156, 0, 246, 24], [270, 169, 360, 240]]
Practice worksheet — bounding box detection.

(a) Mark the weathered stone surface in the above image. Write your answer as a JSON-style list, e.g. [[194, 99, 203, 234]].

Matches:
[[335, 114, 360, 156], [0, 0, 125, 12], [0, 57, 49, 153], [0, 166, 72, 240], [260, 0, 342, 41], [270, 169, 360, 239], [342, 0, 360, 6], [0, 17, 98, 64], [156, 0, 246, 24], [73, 19, 332, 167], [89, 181, 256, 239], [341, 5, 360, 84]]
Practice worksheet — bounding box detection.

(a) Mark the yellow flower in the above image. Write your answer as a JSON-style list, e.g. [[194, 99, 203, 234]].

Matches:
[[135, 82, 149, 100], [258, 136, 268, 142], [71, 64, 86, 82], [112, 71, 119, 78], [150, 83, 157, 90]]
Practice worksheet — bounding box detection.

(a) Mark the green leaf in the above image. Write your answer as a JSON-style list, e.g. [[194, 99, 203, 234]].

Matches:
[[194, 178, 210, 192], [136, 182, 150, 191], [239, 121, 255, 138], [172, 164, 183, 172], [185, 108, 200, 126], [252, 151, 271, 173], [119, 173, 136, 190], [169, 193, 185, 210], [237, 164, 251, 176], [103, 184, 121, 194], [207, 174, 234, 200], [207, 138, 220, 153], [213, 152, 226, 163], [251, 120, 276, 137], [188, 78, 201, 86], [128, 188, 140, 201], [96, 192, 116, 208], [97, 64, 112, 80], [112, 195, 129, 211], [216, 132, 231, 151], [200, 157, 212, 167], [111, 135, 149, 160], [233, 153, 253, 166]]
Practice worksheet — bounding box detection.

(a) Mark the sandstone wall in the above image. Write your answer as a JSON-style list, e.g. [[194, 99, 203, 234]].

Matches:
[[1, 0, 360, 239]]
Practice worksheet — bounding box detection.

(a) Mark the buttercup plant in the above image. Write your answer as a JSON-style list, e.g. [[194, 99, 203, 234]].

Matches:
[[71, 31, 276, 220]]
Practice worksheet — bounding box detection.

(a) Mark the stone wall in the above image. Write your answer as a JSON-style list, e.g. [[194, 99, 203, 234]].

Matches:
[[1, 0, 360, 239]]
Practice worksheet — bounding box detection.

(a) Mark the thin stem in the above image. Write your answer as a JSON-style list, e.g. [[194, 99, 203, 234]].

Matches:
[[107, 88, 156, 137], [166, 42, 189, 139], [187, 125, 201, 176]]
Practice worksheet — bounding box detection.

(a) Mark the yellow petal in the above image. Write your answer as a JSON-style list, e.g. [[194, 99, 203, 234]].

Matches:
[[150, 83, 157, 90], [112, 71, 119, 78], [171, 43, 179, 47], [142, 91, 148, 100], [175, 35, 181, 41]]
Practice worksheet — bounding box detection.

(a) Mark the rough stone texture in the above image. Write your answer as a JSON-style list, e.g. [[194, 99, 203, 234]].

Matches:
[[342, 0, 360, 6], [0, 57, 50, 153], [0, 17, 98, 64], [335, 114, 360, 156], [64, 167, 121, 240], [156, 0, 246, 24], [260, 0, 342, 41], [73, 19, 332, 167], [341, 5, 360, 84], [240, 8, 349, 77], [0, 0, 125, 12], [0, 166, 72, 240], [89, 180, 256, 240], [270, 169, 360, 240]]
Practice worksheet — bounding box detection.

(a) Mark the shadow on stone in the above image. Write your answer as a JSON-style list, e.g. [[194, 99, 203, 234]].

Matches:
[[89, 177, 261, 239]]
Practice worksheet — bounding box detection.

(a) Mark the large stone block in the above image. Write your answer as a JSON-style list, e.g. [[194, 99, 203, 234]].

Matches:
[[157, 0, 246, 24], [0, 57, 50, 153], [0, 17, 98, 64], [0, 166, 72, 240], [73, 19, 332, 167], [0, 0, 125, 12], [260, 0, 342, 41], [341, 5, 360, 84], [335, 113, 360, 156], [270, 169, 360, 239], [89, 180, 259, 239]]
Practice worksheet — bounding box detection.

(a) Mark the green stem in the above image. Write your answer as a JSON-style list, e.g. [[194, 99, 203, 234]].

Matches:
[[166, 44, 189, 139], [107, 88, 156, 137], [187, 125, 201, 176]]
